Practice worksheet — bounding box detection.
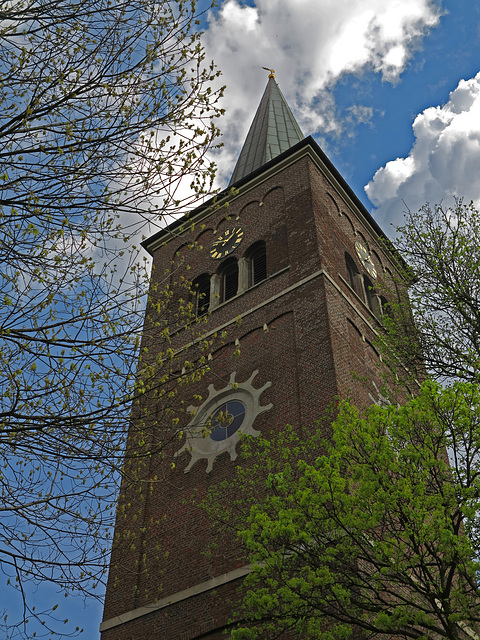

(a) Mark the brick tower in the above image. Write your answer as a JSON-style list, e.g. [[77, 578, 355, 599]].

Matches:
[[101, 74, 406, 639]]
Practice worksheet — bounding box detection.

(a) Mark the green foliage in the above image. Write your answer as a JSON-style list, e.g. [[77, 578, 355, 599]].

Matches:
[[381, 199, 480, 384], [225, 383, 480, 639], [0, 0, 222, 635]]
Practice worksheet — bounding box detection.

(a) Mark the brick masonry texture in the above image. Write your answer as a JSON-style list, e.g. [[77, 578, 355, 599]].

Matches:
[[101, 148, 408, 639]]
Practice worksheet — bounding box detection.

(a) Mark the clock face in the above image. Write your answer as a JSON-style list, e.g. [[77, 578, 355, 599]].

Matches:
[[210, 226, 244, 259], [354, 240, 377, 279]]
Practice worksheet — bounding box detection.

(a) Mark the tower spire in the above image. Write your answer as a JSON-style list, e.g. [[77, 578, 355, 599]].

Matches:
[[229, 75, 305, 186]]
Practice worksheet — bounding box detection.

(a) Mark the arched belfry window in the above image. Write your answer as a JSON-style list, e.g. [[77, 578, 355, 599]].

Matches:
[[219, 258, 238, 302], [345, 253, 363, 299], [248, 241, 267, 286], [379, 295, 392, 321], [345, 252, 391, 323], [191, 273, 211, 317], [363, 275, 378, 316]]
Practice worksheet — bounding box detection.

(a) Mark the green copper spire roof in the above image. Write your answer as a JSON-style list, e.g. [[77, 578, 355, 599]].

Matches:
[[229, 75, 305, 186]]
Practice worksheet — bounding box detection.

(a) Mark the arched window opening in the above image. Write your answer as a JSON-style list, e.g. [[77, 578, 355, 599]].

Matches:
[[379, 295, 392, 321], [249, 242, 267, 286], [192, 274, 211, 317], [364, 275, 380, 317], [345, 253, 363, 299], [220, 259, 238, 302]]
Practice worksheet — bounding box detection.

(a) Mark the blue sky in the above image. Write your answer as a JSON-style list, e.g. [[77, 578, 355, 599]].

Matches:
[[10, 1, 480, 638], [203, 0, 480, 233]]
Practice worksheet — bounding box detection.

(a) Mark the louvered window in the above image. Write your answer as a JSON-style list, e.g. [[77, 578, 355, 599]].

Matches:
[[223, 262, 238, 301], [252, 247, 267, 285], [345, 253, 362, 299], [364, 275, 380, 317], [192, 274, 210, 317]]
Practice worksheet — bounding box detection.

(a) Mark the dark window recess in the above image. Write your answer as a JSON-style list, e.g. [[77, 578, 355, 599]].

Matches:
[[379, 296, 392, 320], [345, 253, 362, 299], [347, 266, 356, 291], [364, 275, 380, 317], [223, 262, 238, 301], [252, 247, 267, 285], [192, 274, 210, 316], [364, 275, 374, 310], [196, 280, 210, 316]]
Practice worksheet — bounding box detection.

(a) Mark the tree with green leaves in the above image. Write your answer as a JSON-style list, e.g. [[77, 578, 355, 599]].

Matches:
[[0, 0, 222, 636], [211, 199, 480, 639], [220, 381, 480, 640], [381, 199, 480, 385]]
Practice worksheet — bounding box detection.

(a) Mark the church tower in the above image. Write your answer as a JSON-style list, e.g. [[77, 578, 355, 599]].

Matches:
[[101, 75, 406, 639]]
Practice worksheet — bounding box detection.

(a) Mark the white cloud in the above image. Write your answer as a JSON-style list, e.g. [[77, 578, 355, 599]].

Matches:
[[366, 72, 480, 228], [202, 0, 441, 186], [347, 105, 375, 126]]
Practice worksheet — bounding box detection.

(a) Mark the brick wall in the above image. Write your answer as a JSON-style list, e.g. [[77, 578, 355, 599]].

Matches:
[[102, 149, 408, 639]]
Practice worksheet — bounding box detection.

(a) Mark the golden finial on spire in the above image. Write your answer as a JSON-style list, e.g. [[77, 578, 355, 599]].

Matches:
[[262, 67, 275, 78]]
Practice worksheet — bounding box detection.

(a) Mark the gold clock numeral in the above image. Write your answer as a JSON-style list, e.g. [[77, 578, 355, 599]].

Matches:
[[366, 261, 377, 279]]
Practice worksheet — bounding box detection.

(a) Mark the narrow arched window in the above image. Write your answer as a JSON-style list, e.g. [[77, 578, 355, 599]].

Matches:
[[249, 242, 267, 286], [364, 275, 380, 317], [379, 295, 392, 321], [191, 273, 210, 317], [219, 259, 238, 302], [345, 253, 362, 299]]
